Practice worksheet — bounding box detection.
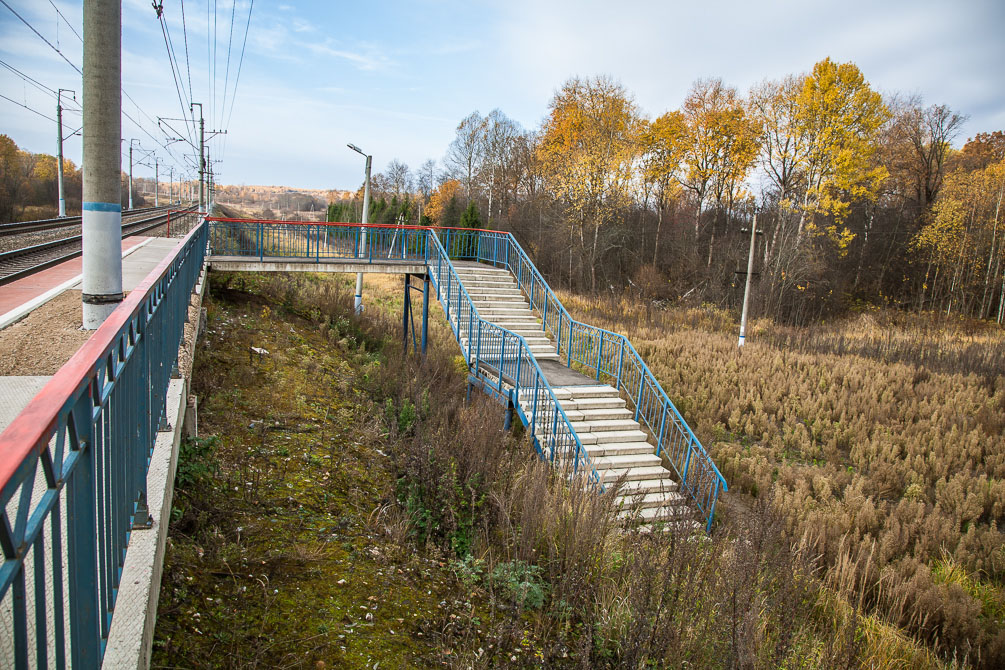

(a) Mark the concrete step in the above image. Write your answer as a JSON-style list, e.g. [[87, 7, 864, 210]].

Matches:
[[597, 466, 668, 483], [569, 419, 640, 434], [587, 429, 648, 444], [559, 396, 626, 411], [590, 452, 663, 470], [583, 441, 655, 457], [565, 385, 622, 399], [614, 489, 686, 510], [563, 407, 631, 422], [612, 477, 679, 495], [579, 407, 633, 421], [618, 504, 694, 523]]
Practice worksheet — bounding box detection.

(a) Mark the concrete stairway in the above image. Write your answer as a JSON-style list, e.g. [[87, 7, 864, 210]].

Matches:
[[453, 265, 560, 361], [452, 264, 697, 530]]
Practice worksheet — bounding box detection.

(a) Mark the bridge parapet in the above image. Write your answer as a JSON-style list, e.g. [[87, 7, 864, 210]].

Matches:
[[206, 218, 726, 532], [0, 222, 207, 667]]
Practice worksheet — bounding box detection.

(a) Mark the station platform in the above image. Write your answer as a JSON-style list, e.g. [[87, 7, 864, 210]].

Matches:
[[0, 236, 186, 433]]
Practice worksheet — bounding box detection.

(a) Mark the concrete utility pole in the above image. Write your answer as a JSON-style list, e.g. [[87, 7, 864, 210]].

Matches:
[[56, 88, 73, 217], [738, 214, 758, 348], [82, 0, 123, 329], [128, 141, 134, 209], [154, 155, 159, 207], [191, 102, 205, 213], [168, 165, 173, 203], [348, 143, 371, 313]]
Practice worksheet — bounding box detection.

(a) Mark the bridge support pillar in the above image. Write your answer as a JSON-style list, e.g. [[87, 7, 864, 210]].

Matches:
[[421, 274, 429, 356], [402, 274, 411, 354]]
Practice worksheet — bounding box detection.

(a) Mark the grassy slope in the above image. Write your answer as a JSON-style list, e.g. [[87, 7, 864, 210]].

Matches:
[[152, 273, 480, 668]]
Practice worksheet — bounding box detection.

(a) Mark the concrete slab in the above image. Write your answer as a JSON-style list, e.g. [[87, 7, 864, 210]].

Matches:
[[208, 257, 426, 275], [0, 376, 51, 433], [120, 238, 183, 291], [0, 237, 151, 319], [537, 359, 599, 386]]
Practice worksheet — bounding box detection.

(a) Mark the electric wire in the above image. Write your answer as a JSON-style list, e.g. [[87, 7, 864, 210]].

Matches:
[[179, 0, 194, 106], [0, 58, 81, 112], [156, 9, 197, 148], [2, 0, 188, 170], [0, 0, 81, 75], [0, 92, 56, 122], [219, 0, 237, 129], [221, 0, 254, 164], [47, 0, 81, 42]]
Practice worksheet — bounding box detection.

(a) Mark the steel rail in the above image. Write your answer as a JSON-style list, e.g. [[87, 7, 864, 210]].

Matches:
[[0, 206, 199, 286], [0, 204, 184, 236]]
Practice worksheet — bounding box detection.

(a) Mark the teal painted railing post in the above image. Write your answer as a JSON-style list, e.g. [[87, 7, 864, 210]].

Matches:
[[656, 406, 668, 460], [556, 311, 562, 352], [566, 321, 573, 366], [616, 339, 625, 393], [468, 309, 474, 363], [257, 222, 262, 260], [498, 336, 506, 393], [681, 438, 694, 489], [530, 374, 539, 440], [634, 372, 645, 421], [595, 336, 603, 381]]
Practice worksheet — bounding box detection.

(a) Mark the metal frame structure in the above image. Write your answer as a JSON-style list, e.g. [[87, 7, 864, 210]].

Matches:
[[0, 222, 207, 667], [205, 218, 726, 529]]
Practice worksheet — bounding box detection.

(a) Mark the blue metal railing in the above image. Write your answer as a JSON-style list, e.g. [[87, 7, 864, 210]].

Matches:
[[206, 219, 603, 485], [423, 231, 602, 484], [467, 231, 728, 532], [204, 219, 726, 531], [0, 222, 207, 667]]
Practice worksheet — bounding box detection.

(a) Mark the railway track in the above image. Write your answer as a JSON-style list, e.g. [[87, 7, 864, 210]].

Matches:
[[0, 204, 184, 236], [0, 206, 200, 286]]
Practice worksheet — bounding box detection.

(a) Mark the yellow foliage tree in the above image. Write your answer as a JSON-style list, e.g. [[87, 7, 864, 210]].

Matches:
[[641, 111, 688, 263], [425, 179, 461, 226], [537, 75, 643, 291], [913, 159, 1005, 318], [795, 58, 890, 243]]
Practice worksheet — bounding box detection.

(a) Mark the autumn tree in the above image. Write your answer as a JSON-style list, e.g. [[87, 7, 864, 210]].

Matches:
[[913, 158, 1005, 319], [416, 159, 438, 200], [384, 159, 412, 196], [641, 111, 688, 264], [480, 109, 522, 222], [749, 75, 811, 263], [426, 179, 462, 227], [445, 112, 487, 200], [886, 98, 967, 208], [794, 58, 889, 243], [537, 75, 643, 291]]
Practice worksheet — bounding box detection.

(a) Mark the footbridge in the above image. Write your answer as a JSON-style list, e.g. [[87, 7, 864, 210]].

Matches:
[[0, 217, 726, 667]]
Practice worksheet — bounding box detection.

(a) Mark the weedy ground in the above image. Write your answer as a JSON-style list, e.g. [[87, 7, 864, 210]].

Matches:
[[151, 272, 494, 668], [557, 292, 1005, 668], [152, 269, 985, 669]]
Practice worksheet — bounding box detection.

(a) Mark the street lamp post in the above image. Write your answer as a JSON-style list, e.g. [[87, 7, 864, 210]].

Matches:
[[738, 214, 762, 347], [348, 143, 372, 314]]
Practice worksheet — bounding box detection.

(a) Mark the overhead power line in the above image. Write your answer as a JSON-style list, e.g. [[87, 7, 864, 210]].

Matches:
[[0, 91, 56, 122]]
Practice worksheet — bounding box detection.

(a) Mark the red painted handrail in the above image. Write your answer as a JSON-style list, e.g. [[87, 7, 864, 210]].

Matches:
[[0, 222, 204, 493], [204, 216, 499, 233]]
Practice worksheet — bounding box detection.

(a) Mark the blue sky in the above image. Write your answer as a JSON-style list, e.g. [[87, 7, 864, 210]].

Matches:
[[1, 0, 1004, 191]]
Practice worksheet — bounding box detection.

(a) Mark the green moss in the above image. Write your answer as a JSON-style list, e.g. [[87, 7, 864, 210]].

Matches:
[[152, 273, 490, 668]]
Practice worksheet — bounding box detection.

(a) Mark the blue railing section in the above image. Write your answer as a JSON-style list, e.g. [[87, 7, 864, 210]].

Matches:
[[470, 231, 728, 532], [0, 222, 207, 667], [423, 230, 602, 484], [204, 219, 726, 531]]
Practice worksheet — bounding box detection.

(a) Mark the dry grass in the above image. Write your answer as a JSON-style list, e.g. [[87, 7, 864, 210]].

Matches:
[[555, 291, 1005, 668]]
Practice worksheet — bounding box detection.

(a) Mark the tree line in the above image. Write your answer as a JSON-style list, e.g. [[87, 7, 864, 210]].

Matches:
[[334, 57, 1005, 326]]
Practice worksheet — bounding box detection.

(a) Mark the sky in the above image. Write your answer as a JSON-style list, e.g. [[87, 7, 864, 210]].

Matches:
[[1, 0, 1004, 191]]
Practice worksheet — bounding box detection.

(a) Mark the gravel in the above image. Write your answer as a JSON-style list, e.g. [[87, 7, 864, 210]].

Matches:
[[0, 291, 92, 375]]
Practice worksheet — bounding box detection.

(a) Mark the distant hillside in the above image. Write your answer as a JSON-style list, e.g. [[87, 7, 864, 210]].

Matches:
[[214, 183, 353, 221]]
